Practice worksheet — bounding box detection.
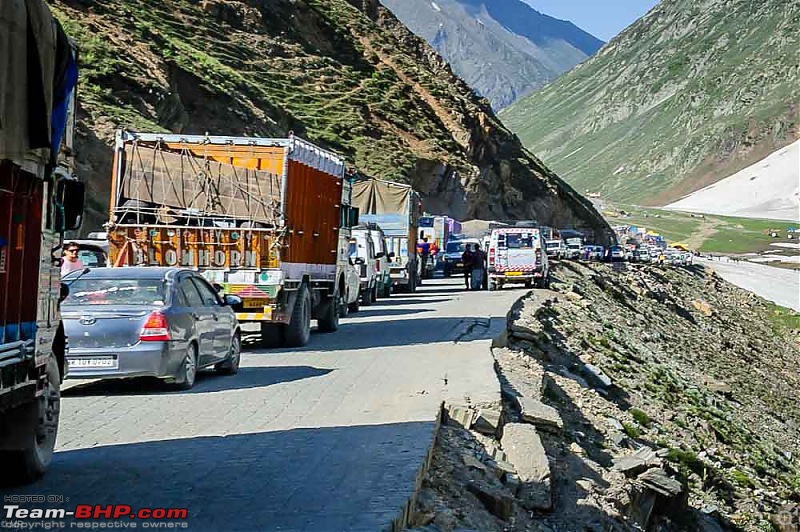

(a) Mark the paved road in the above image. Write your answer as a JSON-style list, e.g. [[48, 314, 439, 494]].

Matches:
[[698, 257, 800, 311], [2, 277, 522, 531]]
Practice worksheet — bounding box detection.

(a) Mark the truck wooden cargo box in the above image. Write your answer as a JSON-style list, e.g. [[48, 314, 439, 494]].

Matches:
[[107, 131, 358, 347]]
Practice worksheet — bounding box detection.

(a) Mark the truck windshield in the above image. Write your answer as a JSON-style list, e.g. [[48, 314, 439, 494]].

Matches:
[[64, 279, 166, 306], [419, 217, 434, 227]]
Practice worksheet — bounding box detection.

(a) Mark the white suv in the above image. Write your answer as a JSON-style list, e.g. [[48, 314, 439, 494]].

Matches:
[[350, 226, 379, 306]]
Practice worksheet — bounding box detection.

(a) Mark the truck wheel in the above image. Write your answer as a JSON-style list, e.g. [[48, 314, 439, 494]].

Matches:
[[371, 285, 378, 303], [260, 323, 286, 348], [382, 282, 392, 298], [1, 356, 61, 484], [215, 334, 241, 375], [318, 292, 340, 333], [285, 285, 311, 347], [525, 279, 534, 289]]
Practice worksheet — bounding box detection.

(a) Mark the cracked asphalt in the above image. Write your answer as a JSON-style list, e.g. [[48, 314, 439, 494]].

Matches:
[[2, 277, 523, 531]]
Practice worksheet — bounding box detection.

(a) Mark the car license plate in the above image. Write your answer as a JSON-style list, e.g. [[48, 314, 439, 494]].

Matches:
[[243, 299, 266, 309], [505, 272, 523, 277], [68, 357, 118, 369]]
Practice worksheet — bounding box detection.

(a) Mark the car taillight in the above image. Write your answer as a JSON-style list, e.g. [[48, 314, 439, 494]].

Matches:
[[140, 311, 170, 341], [375, 259, 380, 271], [488, 248, 495, 265], [535, 248, 542, 264]]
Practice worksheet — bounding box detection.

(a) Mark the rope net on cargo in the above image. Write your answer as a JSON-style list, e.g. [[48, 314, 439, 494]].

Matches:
[[115, 139, 283, 230]]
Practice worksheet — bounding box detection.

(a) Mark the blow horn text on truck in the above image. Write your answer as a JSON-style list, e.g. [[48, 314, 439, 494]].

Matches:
[[0, 1, 84, 483], [106, 131, 359, 348]]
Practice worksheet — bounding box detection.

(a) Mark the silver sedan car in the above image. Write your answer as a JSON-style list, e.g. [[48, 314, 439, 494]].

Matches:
[[62, 267, 242, 389]]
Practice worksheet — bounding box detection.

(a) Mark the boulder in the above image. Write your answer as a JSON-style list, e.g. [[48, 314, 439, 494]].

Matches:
[[466, 482, 515, 520], [500, 423, 552, 511], [517, 396, 563, 431], [446, 404, 476, 429], [583, 363, 613, 389], [472, 408, 502, 436], [613, 447, 662, 476]]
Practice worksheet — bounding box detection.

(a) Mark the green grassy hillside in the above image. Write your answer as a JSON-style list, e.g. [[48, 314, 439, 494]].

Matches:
[[500, 0, 799, 206]]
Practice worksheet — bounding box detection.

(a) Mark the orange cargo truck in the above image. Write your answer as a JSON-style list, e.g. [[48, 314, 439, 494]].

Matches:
[[106, 131, 359, 347]]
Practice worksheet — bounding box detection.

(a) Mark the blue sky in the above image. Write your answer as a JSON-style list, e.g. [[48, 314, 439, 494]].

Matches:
[[523, 0, 660, 41]]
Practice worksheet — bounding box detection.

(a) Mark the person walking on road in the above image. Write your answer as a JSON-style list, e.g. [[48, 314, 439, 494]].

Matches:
[[470, 244, 485, 291], [461, 245, 473, 289], [418, 237, 431, 279]]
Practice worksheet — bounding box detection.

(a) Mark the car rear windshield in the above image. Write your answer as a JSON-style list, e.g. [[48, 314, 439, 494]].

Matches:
[[64, 279, 166, 306], [500, 234, 533, 249]]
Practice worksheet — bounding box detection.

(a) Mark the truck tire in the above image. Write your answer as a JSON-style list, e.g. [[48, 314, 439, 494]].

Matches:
[[317, 292, 340, 333], [1, 356, 61, 484], [260, 323, 286, 348], [285, 285, 311, 347], [382, 281, 392, 298], [371, 285, 378, 303]]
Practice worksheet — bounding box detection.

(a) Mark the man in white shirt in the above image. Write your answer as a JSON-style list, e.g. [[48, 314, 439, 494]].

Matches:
[[61, 241, 84, 276]]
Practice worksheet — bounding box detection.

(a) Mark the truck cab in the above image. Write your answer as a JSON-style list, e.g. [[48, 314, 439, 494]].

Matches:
[[487, 227, 550, 290]]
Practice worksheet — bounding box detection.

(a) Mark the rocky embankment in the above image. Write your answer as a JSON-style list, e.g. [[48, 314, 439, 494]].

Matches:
[[411, 262, 800, 531]]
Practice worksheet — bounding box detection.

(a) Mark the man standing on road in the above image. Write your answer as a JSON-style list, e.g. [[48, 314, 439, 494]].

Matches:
[[461, 244, 473, 290], [61, 241, 84, 276], [470, 243, 485, 291], [418, 237, 431, 279]]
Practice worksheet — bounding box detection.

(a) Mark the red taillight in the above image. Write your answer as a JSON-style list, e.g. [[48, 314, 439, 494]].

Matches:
[[375, 259, 380, 271], [140, 312, 170, 341], [488, 248, 495, 265]]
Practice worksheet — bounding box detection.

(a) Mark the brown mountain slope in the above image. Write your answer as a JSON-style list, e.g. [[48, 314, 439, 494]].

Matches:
[[51, 0, 612, 241]]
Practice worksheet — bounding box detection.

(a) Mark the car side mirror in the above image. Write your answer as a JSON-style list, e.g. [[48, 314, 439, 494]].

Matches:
[[223, 294, 243, 307], [354, 257, 366, 265], [388, 251, 395, 258], [375, 252, 385, 259]]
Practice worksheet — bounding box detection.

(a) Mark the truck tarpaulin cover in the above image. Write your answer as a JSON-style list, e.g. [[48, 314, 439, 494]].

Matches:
[[119, 142, 282, 225], [1, 0, 76, 173], [352, 178, 411, 216]]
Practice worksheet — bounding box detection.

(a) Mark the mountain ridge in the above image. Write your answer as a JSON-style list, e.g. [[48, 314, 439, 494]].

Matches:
[[380, 0, 603, 109], [500, 0, 800, 207]]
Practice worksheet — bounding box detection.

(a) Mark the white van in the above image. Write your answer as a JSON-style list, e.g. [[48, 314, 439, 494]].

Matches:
[[487, 227, 550, 290]]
